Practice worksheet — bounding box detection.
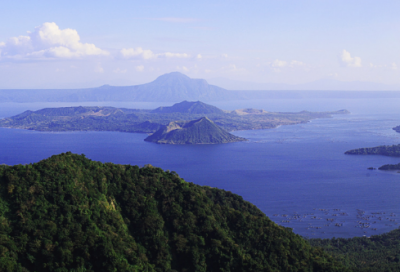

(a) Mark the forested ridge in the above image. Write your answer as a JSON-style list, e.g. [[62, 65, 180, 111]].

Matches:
[[0, 153, 346, 271], [345, 144, 400, 157], [310, 228, 400, 271]]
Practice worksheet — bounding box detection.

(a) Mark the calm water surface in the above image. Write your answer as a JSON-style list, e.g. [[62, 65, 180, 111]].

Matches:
[[0, 98, 399, 238]]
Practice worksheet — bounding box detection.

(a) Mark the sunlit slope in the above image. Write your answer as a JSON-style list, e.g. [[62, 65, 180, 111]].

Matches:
[[0, 153, 345, 271]]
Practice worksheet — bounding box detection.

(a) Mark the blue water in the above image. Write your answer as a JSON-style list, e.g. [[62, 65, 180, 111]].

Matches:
[[1, 99, 400, 238]]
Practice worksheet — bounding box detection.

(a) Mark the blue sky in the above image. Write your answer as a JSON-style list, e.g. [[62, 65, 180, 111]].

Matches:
[[0, 0, 399, 88]]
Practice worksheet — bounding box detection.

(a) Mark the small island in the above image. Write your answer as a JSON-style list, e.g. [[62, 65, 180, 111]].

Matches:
[[345, 144, 400, 171], [144, 117, 247, 144], [378, 163, 400, 171], [345, 144, 400, 157]]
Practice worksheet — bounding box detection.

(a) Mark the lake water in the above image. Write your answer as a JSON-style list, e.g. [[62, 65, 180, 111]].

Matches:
[[1, 98, 400, 239]]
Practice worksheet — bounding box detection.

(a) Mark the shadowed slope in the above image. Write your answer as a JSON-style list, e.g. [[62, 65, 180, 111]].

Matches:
[[0, 153, 346, 271]]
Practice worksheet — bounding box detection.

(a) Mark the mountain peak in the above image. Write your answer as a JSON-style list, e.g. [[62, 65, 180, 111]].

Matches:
[[152, 100, 224, 114], [144, 117, 246, 144]]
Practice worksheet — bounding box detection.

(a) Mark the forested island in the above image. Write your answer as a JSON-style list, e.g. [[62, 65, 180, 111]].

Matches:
[[0, 101, 349, 144], [345, 144, 400, 171], [0, 153, 345, 271], [345, 144, 400, 157]]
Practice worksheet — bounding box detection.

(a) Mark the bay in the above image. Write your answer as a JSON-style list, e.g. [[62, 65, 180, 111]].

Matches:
[[1, 98, 400, 238]]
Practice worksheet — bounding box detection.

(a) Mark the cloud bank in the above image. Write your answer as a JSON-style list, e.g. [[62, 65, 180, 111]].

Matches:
[[120, 47, 190, 60], [0, 22, 109, 60], [340, 50, 362, 67]]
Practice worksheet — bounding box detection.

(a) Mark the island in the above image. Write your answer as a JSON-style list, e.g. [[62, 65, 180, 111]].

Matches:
[[378, 163, 400, 170], [144, 117, 247, 144], [345, 144, 400, 171], [0, 100, 350, 144], [393, 125, 400, 133], [345, 144, 400, 157]]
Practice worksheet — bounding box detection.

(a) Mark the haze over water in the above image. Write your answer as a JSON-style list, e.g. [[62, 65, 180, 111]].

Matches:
[[1, 97, 399, 238]]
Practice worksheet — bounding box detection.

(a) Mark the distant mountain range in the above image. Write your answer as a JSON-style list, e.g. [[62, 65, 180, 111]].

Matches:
[[0, 72, 243, 103], [1, 72, 400, 103]]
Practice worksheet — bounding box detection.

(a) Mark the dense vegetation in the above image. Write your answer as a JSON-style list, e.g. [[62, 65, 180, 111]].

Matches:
[[0, 153, 346, 271], [0, 101, 349, 134], [345, 144, 400, 157], [378, 163, 400, 170], [310, 228, 400, 271], [144, 117, 246, 144]]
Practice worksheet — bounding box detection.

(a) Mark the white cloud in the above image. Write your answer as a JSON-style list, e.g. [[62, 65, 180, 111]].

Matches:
[[221, 54, 228, 59], [340, 50, 362, 67], [0, 22, 109, 60], [113, 68, 127, 74], [120, 47, 190, 60], [135, 65, 144, 72], [121, 47, 156, 60], [196, 54, 202, 59], [162, 52, 189, 58], [271, 59, 287, 68], [177, 66, 189, 72], [328, 73, 339, 78], [94, 63, 104, 73], [369, 62, 398, 70], [289, 60, 305, 67]]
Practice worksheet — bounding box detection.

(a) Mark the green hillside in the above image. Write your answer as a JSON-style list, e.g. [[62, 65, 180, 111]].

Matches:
[[0, 153, 345, 271], [310, 228, 400, 271]]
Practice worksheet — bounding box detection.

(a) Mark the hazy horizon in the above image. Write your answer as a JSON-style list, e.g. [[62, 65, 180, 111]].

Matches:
[[1, 1, 399, 89]]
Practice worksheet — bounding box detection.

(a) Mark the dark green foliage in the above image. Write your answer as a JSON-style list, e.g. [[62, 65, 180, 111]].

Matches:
[[310, 228, 400, 271], [345, 144, 400, 157], [0, 153, 345, 271], [378, 163, 400, 170]]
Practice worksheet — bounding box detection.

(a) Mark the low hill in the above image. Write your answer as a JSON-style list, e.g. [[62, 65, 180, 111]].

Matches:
[[345, 144, 400, 157], [152, 100, 225, 114], [0, 153, 345, 271], [144, 117, 247, 144]]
